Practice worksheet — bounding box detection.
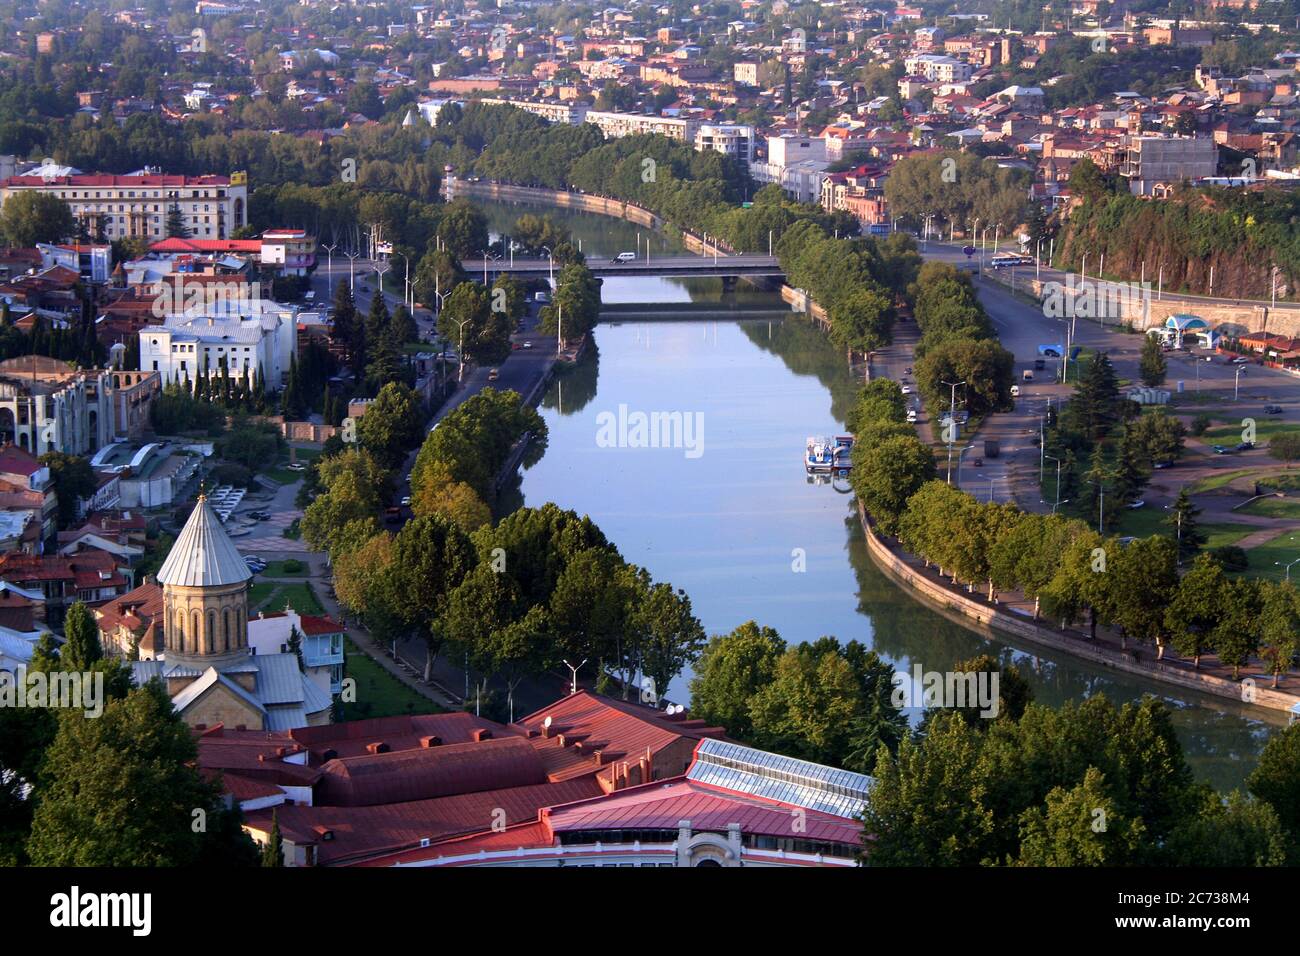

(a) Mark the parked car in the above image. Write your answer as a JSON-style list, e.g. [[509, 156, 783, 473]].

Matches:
[[1034, 358, 1046, 370], [1010, 384, 1021, 397], [286, 462, 306, 472], [1265, 404, 1284, 414], [972, 457, 983, 467], [1153, 460, 1173, 469], [1127, 500, 1146, 510], [906, 409, 918, 423], [900, 384, 911, 394], [1233, 357, 1251, 364], [400, 496, 411, 507], [1213, 445, 1231, 454], [523, 341, 533, 349], [534, 291, 550, 304], [1236, 441, 1256, 452], [487, 368, 500, 381]]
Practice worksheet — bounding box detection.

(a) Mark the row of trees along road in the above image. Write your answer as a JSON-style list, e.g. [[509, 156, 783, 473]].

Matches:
[[847, 376, 1297, 683]]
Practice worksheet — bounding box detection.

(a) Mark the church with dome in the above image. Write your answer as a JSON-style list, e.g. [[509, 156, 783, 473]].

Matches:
[[131, 496, 333, 731]]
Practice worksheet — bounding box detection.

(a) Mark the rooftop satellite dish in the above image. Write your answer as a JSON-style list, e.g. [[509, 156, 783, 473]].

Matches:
[[543, 716, 552, 729]]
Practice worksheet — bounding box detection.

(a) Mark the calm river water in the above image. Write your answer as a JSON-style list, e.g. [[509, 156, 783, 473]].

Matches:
[[481, 198, 1277, 791]]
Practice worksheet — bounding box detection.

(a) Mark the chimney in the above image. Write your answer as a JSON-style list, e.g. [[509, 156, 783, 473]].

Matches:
[[365, 741, 390, 754], [556, 733, 568, 748], [472, 729, 493, 742], [591, 749, 604, 766], [419, 735, 442, 748]]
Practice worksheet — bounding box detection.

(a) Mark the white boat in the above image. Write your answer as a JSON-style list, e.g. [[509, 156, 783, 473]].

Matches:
[[804, 435, 853, 475]]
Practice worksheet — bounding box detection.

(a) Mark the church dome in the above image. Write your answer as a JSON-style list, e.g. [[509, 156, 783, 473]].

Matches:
[[156, 496, 253, 588]]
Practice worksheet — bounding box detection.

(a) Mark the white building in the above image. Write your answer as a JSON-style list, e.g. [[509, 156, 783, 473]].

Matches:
[[903, 54, 973, 84], [0, 356, 153, 457], [248, 607, 345, 697], [750, 135, 829, 203], [0, 172, 249, 242], [695, 123, 755, 166], [138, 303, 298, 392], [481, 97, 589, 125], [586, 110, 699, 142]]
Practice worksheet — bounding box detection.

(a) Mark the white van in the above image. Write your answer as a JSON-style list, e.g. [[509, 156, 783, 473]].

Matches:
[[614, 252, 636, 263], [1010, 384, 1021, 397]]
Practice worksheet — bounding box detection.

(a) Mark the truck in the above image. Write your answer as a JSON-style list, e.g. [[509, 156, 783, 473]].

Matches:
[[984, 439, 1000, 458], [1023, 369, 1034, 381]]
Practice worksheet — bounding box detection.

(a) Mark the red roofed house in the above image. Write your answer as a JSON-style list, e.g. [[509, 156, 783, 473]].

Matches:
[[94, 579, 165, 659], [248, 606, 345, 696]]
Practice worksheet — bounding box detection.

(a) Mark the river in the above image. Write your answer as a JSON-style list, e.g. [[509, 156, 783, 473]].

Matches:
[[479, 198, 1277, 792]]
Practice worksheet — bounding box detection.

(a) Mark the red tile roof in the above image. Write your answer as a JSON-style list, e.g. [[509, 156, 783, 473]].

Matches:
[[288, 711, 515, 761]]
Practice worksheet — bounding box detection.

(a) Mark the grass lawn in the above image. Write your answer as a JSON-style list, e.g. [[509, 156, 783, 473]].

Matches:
[[1187, 468, 1261, 494], [1116, 507, 1254, 549], [1240, 496, 1300, 520], [1246, 533, 1300, 581], [1205, 420, 1299, 443], [336, 637, 442, 720], [249, 580, 324, 615], [265, 447, 322, 484], [260, 559, 308, 577]]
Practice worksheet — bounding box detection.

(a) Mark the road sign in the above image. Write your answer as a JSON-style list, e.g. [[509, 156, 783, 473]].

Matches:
[[962, 245, 976, 258]]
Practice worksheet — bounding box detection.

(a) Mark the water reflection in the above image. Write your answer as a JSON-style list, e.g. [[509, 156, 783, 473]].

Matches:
[[475, 198, 1276, 792]]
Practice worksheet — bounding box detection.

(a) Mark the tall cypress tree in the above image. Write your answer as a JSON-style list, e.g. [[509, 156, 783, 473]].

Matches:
[[61, 602, 101, 672]]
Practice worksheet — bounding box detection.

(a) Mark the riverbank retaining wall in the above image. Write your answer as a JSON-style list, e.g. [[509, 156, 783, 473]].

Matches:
[[981, 267, 1300, 340], [858, 501, 1297, 719]]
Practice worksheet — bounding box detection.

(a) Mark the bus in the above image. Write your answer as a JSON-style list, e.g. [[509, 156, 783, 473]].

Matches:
[[990, 253, 1035, 268]]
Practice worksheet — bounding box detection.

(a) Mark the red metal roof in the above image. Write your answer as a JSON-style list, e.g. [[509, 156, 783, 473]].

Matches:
[[2, 174, 233, 188], [316, 735, 548, 806], [515, 690, 726, 760], [288, 711, 516, 760], [245, 778, 604, 865]]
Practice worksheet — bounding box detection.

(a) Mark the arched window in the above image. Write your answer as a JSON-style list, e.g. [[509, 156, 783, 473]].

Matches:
[[235, 607, 243, 647], [174, 610, 184, 650], [192, 611, 201, 654], [223, 609, 231, 652], [207, 611, 216, 654]]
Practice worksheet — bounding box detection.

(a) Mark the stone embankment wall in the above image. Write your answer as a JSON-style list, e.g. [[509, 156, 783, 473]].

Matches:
[[983, 268, 1300, 339]]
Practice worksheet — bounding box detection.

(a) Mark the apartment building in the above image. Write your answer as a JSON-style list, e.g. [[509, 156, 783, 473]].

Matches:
[[586, 110, 699, 142], [0, 172, 249, 242], [1120, 135, 1220, 196], [903, 53, 974, 84], [480, 97, 589, 125], [695, 123, 755, 166], [138, 304, 298, 392]]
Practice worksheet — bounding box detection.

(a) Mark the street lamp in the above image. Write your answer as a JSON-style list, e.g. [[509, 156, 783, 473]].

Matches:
[[1235, 363, 1246, 401], [1276, 558, 1300, 582], [451, 315, 472, 383], [540, 245, 554, 286], [345, 248, 360, 292], [393, 251, 412, 312], [322, 243, 337, 298], [561, 658, 587, 696], [1045, 453, 1063, 512]]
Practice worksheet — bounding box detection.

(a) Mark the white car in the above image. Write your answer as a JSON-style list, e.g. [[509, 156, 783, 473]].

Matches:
[[906, 409, 918, 423], [400, 496, 412, 507], [900, 385, 912, 395], [1010, 384, 1021, 397]]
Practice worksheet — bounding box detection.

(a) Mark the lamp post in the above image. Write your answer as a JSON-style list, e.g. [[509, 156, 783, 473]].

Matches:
[[394, 252, 411, 313], [941, 379, 966, 484], [451, 315, 471, 383], [561, 658, 587, 696], [1235, 363, 1246, 401], [322, 243, 336, 298], [345, 249, 360, 292], [1277, 557, 1300, 582], [540, 245, 554, 286], [1045, 453, 1063, 513]]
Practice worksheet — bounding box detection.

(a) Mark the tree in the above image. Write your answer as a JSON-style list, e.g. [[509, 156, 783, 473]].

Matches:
[[632, 581, 706, 707], [1165, 791, 1286, 867], [1164, 553, 1228, 668], [0, 192, 74, 247], [378, 514, 476, 681], [1067, 351, 1121, 441], [1270, 433, 1300, 465], [1167, 488, 1206, 564], [445, 565, 544, 721], [1250, 724, 1300, 853], [851, 435, 937, 536], [829, 287, 895, 356], [60, 601, 101, 671], [261, 811, 284, 866], [436, 200, 489, 259], [330, 280, 358, 358], [688, 621, 785, 741], [1213, 578, 1262, 680], [1258, 581, 1300, 687], [27, 681, 258, 866], [1139, 334, 1168, 386], [356, 382, 424, 471], [1016, 767, 1147, 866], [165, 202, 191, 239], [39, 452, 97, 530]]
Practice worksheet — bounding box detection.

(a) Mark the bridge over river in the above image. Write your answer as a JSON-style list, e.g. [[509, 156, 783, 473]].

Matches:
[[461, 254, 784, 281]]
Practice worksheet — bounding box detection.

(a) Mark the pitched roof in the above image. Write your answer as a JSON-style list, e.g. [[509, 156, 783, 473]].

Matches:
[[155, 496, 252, 588]]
